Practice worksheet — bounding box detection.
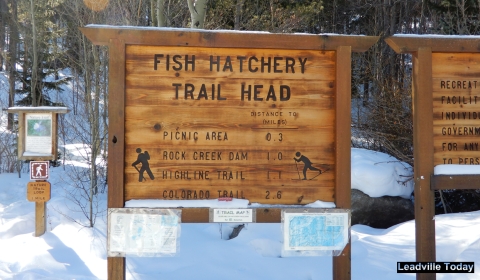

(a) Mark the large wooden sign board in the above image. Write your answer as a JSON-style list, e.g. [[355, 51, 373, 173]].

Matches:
[[125, 46, 336, 204], [81, 25, 377, 280], [386, 35, 480, 280]]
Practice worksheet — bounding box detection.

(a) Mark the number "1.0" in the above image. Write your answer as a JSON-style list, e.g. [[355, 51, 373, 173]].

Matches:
[[267, 152, 283, 160]]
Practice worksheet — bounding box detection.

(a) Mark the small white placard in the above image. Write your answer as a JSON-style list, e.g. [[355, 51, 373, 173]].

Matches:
[[213, 209, 253, 223]]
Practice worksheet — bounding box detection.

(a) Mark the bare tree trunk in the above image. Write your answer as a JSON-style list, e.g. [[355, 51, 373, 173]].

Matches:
[[187, 0, 207, 28], [30, 0, 38, 106], [234, 0, 244, 30], [157, 0, 166, 27], [7, 0, 17, 131], [81, 35, 94, 226], [89, 45, 101, 227], [0, 0, 6, 71]]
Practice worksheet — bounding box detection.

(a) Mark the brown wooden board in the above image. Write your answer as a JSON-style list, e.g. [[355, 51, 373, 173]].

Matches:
[[125, 46, 335, 204], [432, 53, 480, 166], [431, 174, 480, 190], [27, 181, 51, 202]]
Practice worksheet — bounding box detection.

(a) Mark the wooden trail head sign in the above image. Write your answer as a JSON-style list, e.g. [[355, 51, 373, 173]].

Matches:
[[127, 46, 334, 203], [81, 26, 377, 206]]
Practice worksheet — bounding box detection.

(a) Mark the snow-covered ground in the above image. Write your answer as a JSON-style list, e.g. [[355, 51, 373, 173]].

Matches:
[[0, 147, 479, 279]]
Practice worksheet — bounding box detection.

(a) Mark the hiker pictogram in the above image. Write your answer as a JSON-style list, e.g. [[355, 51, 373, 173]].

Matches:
[[132, 148, 155, 182], [293, 152, 323, 180], [36, 165, 44, 176]]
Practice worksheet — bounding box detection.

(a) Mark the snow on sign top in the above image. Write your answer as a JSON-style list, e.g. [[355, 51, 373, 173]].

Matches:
[[392, 34, 480, 39], [84, 24, 368, 37], [8, 106, 69, 113], [434, 164, 480, 175]]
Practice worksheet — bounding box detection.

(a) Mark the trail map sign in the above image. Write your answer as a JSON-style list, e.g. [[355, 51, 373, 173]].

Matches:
[[81, 25, 377, 280]]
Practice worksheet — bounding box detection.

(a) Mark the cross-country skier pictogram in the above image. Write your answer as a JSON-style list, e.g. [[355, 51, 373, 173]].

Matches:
[[293, 151, 322, 180], [132, 148, 154, 182]]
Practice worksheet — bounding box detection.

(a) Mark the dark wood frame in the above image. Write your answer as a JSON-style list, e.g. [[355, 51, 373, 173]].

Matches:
[[7, 107, 69, 161], [81, 25, 378, 280], [386, 35, 480, 280]]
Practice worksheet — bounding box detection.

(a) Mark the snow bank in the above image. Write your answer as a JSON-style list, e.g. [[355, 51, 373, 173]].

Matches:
[[351, 148, 413, 199]]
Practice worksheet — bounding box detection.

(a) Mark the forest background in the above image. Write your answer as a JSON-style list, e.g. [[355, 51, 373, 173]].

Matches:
[[0, 0, 479, 225]]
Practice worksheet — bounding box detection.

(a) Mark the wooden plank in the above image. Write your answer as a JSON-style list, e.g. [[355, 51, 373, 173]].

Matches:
[[126, 184, 334, 204], [108, 258, 125, 280], [107, 38, 126, 280], [107, 39, 126, 208], [124, 109, 335, 146], [126, 46, 335, 80], [80, 26, 378, 52], [17, 113, 24, 159], [52, 113, 58, 160], [35, 201, 46, 237], [385, 35, 480, 53], [412, 48, 436, 280], [333, 46, 351, 280], [431, 52, 480, 77], [430, 53, 480, 167], [125, 80, 335, 106], [431, 175, 480, 190]]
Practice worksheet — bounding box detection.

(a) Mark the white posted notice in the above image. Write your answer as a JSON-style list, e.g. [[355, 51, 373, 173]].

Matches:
[[25, 113, 53, 155], [108, 208, 180, 257], [283, 211, 349, 251]]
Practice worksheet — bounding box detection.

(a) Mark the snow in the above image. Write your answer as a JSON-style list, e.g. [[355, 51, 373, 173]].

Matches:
[[435, 164, 480, 175], [0, 146, 479, 279], [392, 34, 480, 39], [351, 148, 413, 199]]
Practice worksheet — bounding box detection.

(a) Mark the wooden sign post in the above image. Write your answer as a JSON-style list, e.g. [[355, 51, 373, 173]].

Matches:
[[81, 26, 377, 280], [386, 36, 480, 280], [8, 107, 68, 237]]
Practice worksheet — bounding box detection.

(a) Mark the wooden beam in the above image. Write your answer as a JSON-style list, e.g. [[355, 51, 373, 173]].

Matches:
[[34, 201, 46, 237], [412, 47, 436, 280], [80, 26, 378, 52], [431, 175, 480, 190], [385, 35, 480, 53], [333, 45, 352, 280], [107, 38, 126, 280]]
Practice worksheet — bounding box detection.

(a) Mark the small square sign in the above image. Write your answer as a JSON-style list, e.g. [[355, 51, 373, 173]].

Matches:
[[30, 161, 49, 180]]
